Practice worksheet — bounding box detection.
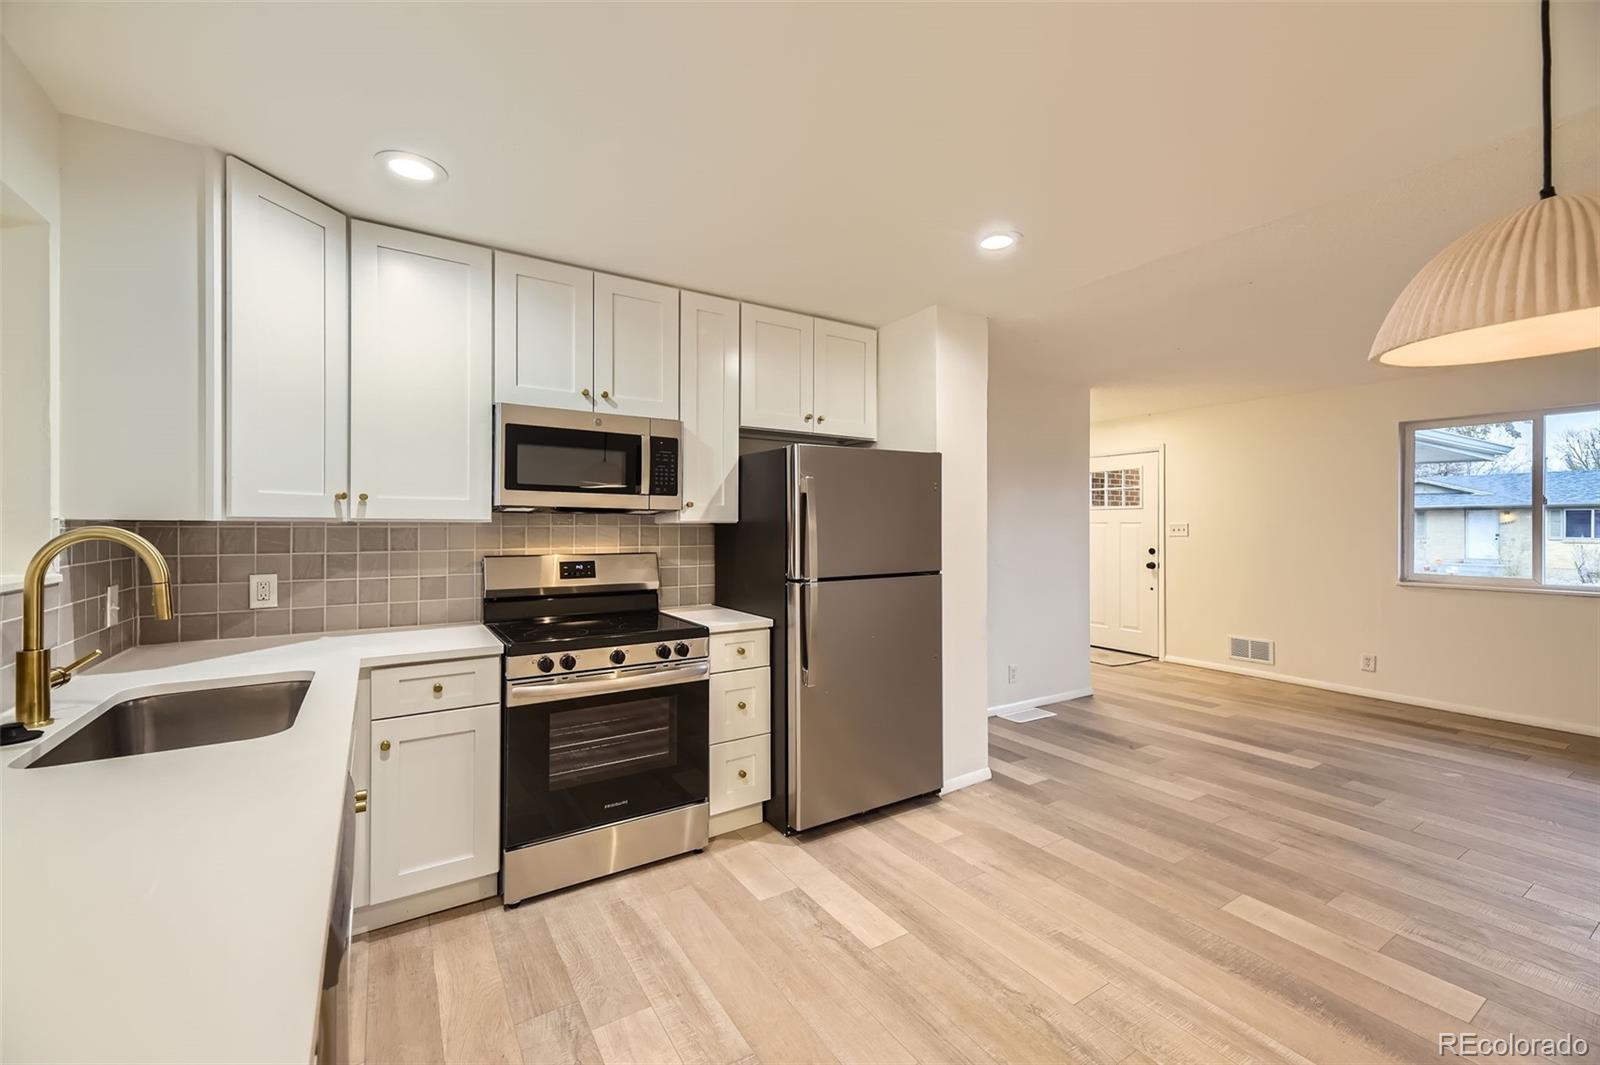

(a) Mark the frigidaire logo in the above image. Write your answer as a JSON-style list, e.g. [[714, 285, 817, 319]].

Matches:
[[603, 800, 629, 809]]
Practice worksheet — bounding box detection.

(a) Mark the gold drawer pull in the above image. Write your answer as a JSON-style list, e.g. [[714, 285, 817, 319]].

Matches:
[[432, 682, 444, 694], [354, 789, 368, 802], [737, 700, 748, 710], [354, 800, 367, 813], [738, 769, 748, 780], [581, 388, 591, 398], [358, 492, 369, 503], [335, 491, 348, 501], [736, 646, 747, 656], [380, 740, 391, 752]]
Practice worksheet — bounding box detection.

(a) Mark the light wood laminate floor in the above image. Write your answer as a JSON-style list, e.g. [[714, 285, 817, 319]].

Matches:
[[355, 662, 1600, 1064]]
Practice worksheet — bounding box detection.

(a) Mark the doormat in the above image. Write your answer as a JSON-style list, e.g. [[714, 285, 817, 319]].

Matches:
[[997, 705, 1057, 723], [1090, 647, 1156, 667]]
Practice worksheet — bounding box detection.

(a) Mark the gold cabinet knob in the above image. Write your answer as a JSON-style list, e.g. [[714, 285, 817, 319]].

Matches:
[[581, 388, 591, 398], [803, 413, 814, 422], [354, 789, 368, 813], [432, 682, 444, 694], [736, 646, 747, 656], [737, 700, 747, 710], [600, 390, 611, 400], [738, 769, 748, 779], [358, 492, 369, 503], [379, 740, 391, 752], [335, 491, 349, 501], [354, 800, 367, 813], [817, 415, 826, 424], [684, 501, 694, 509]]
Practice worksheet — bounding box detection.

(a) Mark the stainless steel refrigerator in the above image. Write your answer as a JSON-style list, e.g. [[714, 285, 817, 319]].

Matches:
[[715, 444, 943, 832]]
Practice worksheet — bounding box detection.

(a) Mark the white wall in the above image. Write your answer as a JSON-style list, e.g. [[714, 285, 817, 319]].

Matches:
[[58, 116, 222, 520], [988, 355, 1092, 711], [1092, 351, 1600, 736], [1, 41, 62, 577], [878, 305, 991, 790]]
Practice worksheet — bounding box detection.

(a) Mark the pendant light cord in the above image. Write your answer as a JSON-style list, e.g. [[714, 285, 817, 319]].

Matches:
[[1540, 0, 1556, 198]]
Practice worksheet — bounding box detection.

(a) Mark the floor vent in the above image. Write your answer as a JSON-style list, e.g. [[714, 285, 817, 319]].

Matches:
[[1229, 636, 1275, 665]]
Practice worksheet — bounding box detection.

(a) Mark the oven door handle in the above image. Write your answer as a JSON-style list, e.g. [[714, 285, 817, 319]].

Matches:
[[506, 660, 709, 707]]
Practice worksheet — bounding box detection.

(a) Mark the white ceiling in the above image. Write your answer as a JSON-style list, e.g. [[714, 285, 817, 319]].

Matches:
[[5, 1, 1598, 420]]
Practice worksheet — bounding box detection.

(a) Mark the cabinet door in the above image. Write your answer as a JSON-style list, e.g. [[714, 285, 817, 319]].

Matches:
[[494, 252, 594, 411], [812, 318, 877, 441], [740, 304, 813, 434], [350, 222, 493, 520], [226, 157, 349, 518], [661, 291, 739, 523], [595, 273, 679, 419], [368, 702, 500, 905]]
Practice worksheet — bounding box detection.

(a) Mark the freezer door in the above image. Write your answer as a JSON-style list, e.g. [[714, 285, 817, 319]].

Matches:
[[789, 446, 941, 579], [788, 573, 942, 831]]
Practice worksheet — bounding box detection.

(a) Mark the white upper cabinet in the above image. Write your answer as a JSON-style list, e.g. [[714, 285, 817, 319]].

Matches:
[[661, 292, 740, 524], [350, 222, 493, 521], [740, 304, 814, 434], [812, 317, 878, 441], [741, 304, 876, 441], [595, 273, 679, 419], [226, 157, 349, 518], [493, 252, 594, 411]]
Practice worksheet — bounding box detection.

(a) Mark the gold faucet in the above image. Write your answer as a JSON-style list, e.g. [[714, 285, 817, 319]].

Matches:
[[14, 526, 173, 728]]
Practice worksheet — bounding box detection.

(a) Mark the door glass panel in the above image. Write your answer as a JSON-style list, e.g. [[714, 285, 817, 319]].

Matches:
[[1411, 419, 1532, 579], [505, 425, 641, 493], [1544, 407, 1600, 587], [547, 695, 675, 789]]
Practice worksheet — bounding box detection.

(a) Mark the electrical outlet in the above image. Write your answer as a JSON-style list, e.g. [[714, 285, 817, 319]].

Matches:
[[1360, 654, 1378, 673], [1168, 523, 1190, 538], [105, 584, 120, 626], [1007, 664, 1019, 684], [250, 573, 279, 609]]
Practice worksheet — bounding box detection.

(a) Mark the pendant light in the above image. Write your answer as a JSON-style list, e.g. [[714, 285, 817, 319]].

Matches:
[[1370, 0, 1599, 367]]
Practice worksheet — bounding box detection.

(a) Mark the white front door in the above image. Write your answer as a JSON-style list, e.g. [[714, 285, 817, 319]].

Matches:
[[1089, 451, 1160, 656]]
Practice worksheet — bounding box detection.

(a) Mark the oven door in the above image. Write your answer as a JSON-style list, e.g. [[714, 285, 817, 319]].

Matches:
[[496, 403, 651, 510], [503, 661, 709, 848]]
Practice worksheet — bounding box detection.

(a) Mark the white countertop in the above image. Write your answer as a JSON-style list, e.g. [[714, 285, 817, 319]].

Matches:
[[1, 624, 501, 1064], [664, 605, 774, 632]]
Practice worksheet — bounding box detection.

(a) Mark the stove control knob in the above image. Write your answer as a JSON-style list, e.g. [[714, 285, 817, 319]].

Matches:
[[655, 643, 672, 659], [674, 642, 691, 658], [536, 656, 555, 673], [610, 649, 628, 665], [559, 654, 577, 671]]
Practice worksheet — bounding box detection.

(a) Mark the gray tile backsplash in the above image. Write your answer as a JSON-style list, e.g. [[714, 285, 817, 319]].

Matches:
[[124, 513, 714, 645], [1, 536, 140, 710]]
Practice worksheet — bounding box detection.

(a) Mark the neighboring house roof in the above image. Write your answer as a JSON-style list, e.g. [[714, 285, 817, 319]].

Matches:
[[1414, 428, 1516, 465], [1415, 470, 1600, 508]]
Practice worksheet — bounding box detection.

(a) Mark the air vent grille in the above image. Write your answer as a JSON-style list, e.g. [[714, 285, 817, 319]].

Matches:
[[1229, 636, 1275, 664]]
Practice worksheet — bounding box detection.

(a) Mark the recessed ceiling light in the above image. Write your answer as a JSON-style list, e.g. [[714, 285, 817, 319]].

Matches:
[[375, 150, 448, 185], [978, 231, 1019, 251]]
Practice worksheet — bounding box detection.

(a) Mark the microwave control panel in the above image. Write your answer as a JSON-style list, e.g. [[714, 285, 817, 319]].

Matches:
[[649, 436, 679, 496]]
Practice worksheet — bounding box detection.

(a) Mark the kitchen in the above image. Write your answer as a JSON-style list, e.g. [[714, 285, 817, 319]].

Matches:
[[1, 24, 973, 1063]]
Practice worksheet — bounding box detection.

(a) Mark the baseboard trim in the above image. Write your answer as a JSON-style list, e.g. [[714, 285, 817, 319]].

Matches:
[[1161, 655, 1600, 739], [987, 687, 1095, 717], [941, 766, 993, 794], [355, 872, 498, 935]]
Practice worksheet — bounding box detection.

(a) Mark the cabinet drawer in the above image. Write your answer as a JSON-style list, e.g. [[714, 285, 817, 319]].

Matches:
[[710, 667, 771, 744], [371, 657, 499, 720], [710, 630, 769, 673], [709, 734, 771, 816]]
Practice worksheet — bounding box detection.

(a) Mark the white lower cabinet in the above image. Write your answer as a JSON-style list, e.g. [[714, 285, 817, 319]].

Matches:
[[366, 700, 500, 907], [705, 622, 774, 836]]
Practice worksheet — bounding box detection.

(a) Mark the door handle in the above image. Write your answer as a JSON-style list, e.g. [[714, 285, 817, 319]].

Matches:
[[798, 475, 817, 580], [800, 583, 817, 688]]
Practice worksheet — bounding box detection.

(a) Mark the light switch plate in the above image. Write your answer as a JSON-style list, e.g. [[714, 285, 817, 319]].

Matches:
[[1168, 523, 1190, 537], [249, 573, 279, 609]]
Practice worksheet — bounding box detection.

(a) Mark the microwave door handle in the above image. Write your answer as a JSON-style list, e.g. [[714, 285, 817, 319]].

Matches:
[[506, 660, 709, 706]]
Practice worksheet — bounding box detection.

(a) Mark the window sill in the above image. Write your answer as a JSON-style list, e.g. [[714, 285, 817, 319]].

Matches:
[[1397, 578, 1600, 598]]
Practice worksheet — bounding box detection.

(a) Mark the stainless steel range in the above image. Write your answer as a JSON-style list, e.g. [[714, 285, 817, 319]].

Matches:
[[484, 553, 710, 904]]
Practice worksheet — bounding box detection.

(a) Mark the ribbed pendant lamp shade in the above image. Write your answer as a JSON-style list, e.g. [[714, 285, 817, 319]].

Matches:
[[1370, 191, 1600, 366]]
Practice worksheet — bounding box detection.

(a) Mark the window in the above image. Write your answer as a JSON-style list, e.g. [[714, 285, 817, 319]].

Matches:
[[1090, 468, 1141, 509], [1402, 404, 1600, 591]]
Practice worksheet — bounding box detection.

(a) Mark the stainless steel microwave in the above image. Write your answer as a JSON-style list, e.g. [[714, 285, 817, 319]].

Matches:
[[494, 404, 681, 512]]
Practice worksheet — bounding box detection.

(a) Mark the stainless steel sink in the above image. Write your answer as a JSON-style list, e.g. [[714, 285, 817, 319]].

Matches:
[[26, 680, 311, 768]]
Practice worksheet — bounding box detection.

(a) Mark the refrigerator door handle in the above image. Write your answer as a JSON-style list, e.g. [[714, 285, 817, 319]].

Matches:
[[799, 581, 816, 687], [797, 475, 817, 580]]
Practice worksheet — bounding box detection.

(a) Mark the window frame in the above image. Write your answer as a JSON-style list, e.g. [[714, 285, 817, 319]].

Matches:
[[1399, 402, 1599, 596], [1556, 507, 1597, 542]]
